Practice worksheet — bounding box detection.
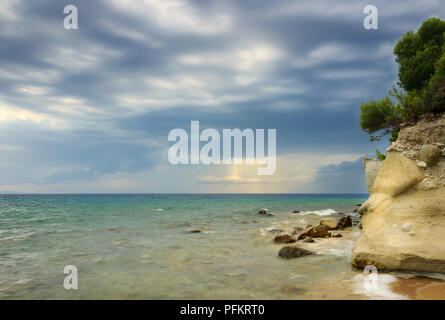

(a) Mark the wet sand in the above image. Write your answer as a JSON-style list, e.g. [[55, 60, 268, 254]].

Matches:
[[391, 277, 445, 300], [270, 218, 445, 300]]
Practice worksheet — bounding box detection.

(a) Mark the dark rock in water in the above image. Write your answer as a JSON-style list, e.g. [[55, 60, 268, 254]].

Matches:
[[258, 209, 275, 217], [292, 210, 300, 213], [331, 232, 343, 238], [281, 285, 308, 295], [359, 223, 363, 229], [106, 228, 120, 231], [336, 214, 352, 229], [303, 237, 315, 243], [297, 224, 330, 240], [352, 208, 358, 213], [356, 204, 362, 206], [185, 230, 201, 234], [274, 234, 296, 243], [278, 246, 315, 259], [269, 228, 284, 234]]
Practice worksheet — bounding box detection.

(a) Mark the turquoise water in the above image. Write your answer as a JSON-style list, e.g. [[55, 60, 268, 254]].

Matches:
[[0, 194, 367, 299]]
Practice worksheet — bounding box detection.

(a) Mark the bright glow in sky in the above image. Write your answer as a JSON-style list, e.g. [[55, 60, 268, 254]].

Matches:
[[0, 0, 443, 193]]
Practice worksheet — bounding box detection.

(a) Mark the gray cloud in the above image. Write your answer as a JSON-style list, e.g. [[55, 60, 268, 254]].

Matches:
[[0, 0, 443, 191], [311, 157, 367, 193]]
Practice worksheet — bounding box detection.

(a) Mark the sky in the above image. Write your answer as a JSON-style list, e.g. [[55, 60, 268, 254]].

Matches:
[[0, 0, 444, 193]]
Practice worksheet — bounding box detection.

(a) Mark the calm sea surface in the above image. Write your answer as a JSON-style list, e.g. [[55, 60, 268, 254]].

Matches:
[[0, 194, 368, 299]]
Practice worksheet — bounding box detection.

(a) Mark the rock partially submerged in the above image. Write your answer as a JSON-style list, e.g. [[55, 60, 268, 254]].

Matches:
[[278, 246, 315, 259], [319, 218, 337, 230], [297, 215, 353, 240], [292, 209, 300, 213], [297, 224, 330, 240], [336, 214, 353, 229], [274, 234, 296, 244], [303, 237, 315, 243], [184, 229, 202, 234], [258, 209, 275, 217]]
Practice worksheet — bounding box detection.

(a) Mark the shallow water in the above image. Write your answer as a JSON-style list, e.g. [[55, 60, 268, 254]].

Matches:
[[0, 193, 398, 299]]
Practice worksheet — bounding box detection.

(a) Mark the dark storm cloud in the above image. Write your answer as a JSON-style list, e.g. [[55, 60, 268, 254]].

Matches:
[[311, 157, 368, 193], [0, 0, 443, 190]]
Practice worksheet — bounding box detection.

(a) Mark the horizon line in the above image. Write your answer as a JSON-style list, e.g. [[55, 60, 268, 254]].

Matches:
[[0, 192, 369, 195]]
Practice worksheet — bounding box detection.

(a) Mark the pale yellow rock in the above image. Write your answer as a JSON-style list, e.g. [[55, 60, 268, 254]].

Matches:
[[372, 152, 424, 196], [320, 218, 337, 230], [351, 115, 445, 273]]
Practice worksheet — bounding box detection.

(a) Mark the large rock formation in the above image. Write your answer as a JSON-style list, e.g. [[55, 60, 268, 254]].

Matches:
[[351, 114, 445, 273]]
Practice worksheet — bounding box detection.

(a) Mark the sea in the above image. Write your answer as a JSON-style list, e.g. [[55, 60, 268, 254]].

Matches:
[[0, 193, 403, 300]]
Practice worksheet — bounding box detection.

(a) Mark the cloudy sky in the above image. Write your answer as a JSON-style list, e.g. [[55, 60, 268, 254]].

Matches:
[[0, 0, 443, 193]]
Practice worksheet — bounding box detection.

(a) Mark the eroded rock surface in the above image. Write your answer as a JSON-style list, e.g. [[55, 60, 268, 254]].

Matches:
[[351, 114, 445, 273], [297, 224, 330, 240]]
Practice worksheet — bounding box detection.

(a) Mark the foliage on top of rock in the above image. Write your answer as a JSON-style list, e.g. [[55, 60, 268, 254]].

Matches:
[[394, 17, 445, 92], [360, 17, 445, 149]]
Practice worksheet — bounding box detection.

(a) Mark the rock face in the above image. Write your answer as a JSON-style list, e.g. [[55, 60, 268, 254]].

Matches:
[[278, 246, 314, 259], [351, 114, 445, 273], [363, 157, 383, 192]]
